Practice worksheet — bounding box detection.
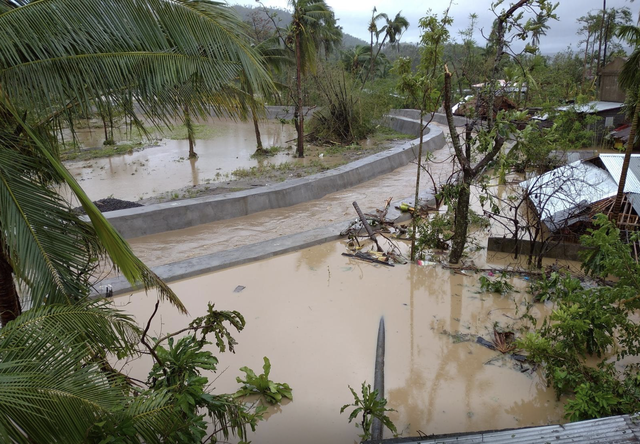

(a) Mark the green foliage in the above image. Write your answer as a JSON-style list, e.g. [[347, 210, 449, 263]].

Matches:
[[0, 298, 287, 443], [551, 107, 600, 149], [308, 66, 397, 144], [529, 271, 582, 302], [340, 382, 397, 442], [479, 274, 515, 295], [307, 67, 375, 143], [415, 213, 453, 252], [145, 331, 271, 444], [233, 162, 294, 179], [580, 214, 640, 289], [60, 142, 143, 161], [188, 303, 246, 353], [234, 357, 293, 404], [519, 214, 640, 421]]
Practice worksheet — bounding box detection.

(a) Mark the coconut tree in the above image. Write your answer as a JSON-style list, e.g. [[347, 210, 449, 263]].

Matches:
[[287, 0, 335, 158], [363, 10, 409, 86], [247, 36, 293, 154], [341, 45, 373, 79], [0, 0, 273, 326], [611, 22, 640, 221]]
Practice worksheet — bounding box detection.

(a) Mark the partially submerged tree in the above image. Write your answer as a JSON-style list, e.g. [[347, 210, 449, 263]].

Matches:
[[284, 0, 337, 158], [394, 8, 452, 261], [444, 0, 558, 264]]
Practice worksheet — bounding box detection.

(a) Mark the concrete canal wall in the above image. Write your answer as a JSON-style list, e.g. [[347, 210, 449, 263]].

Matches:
[[103, 114, 446, 239]]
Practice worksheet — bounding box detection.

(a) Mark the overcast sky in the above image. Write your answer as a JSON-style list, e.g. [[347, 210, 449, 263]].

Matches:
[[230, 0, 638, 54]]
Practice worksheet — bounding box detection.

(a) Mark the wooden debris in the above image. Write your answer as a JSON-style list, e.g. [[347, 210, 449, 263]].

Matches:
[[341, 252, 395, 267]]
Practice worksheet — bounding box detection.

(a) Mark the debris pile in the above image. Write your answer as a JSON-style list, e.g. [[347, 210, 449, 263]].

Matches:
[[340, 199, 411, 266]]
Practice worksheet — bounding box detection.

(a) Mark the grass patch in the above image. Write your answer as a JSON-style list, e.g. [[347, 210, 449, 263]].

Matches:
[[322, 144, 362, 156], [232, 162, 294, 179], [250, 146, 288, 158], [371, 126, 414, 142], [158, 123, 223, 140], [60, 142, 143, 161]]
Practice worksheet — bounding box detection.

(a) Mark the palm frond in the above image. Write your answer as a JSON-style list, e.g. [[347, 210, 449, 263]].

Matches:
[[0, 130, 105, 308], [617, 25, 640, 91], [0, 301, 140, 444], [6, 109, 187, 312], [0, 0, 273, 122]]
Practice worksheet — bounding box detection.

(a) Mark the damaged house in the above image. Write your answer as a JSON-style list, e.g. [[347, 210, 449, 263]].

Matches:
[[520, 154, 640, 234]]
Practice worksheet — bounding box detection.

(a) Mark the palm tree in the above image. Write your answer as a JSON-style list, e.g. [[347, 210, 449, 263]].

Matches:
[[386, 12, 411, 50], [341, 45, 373, 79], [287, 0, 335, 158], [531, 12, 551, 48], [247, 36, 293, 154], [0, 0, 272, 326], [611, 22, 640, 221], [363, 11, 409, 86]]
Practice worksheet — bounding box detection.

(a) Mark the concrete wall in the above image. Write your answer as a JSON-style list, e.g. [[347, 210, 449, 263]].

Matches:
[[104, 118, 445, 239], [388, 109, 467, 128], [487, 237, 591, 262], [264, 105, 317, 120]]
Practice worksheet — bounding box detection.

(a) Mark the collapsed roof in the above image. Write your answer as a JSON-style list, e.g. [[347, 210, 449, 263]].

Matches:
[[520, 154, 640, 231]]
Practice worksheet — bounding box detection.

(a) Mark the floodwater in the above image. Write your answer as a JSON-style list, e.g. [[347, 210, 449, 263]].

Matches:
[[127, 127, 458, 267], [63, 118, 297, 201], [114, 242, 566, 443]]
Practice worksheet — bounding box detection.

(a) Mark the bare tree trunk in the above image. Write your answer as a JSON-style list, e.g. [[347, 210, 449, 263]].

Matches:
[[0, 252, 20, 327], [612, 88, 640, 221], [449, 175, 471, 264], [184, 104, 197, 159], [583, 32, 592, 82], [603, 16, 611, 69], [596, 0, 607, 81], [410, 113, 425, 261], [295, 31, 305, 158], [252, 111, 264, 153], [102, 113, 109, 143]]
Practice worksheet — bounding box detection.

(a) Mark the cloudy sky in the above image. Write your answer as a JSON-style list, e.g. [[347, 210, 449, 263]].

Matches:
[[231, 0, 638, 54]]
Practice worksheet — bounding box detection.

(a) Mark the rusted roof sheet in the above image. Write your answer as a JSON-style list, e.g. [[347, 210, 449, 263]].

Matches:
[[375, 413, 640, 444]]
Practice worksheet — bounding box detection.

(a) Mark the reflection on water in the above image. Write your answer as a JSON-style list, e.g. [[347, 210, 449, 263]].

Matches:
[[64, 118, 297, 201], [114, 242, 566, 443]]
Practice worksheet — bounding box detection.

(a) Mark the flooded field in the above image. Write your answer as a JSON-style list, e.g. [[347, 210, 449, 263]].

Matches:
[[114, 241, 568, 443], [63, 118, 297, 201]]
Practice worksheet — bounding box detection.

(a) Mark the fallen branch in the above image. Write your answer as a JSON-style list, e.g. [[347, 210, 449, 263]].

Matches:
[[342, 252, 394, 267]]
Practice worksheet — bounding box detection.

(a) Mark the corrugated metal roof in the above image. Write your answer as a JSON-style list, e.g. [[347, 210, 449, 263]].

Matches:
[[599, 154, 640, 193], [557, 101, 624, 113], [376, 413, 640, 444], [519, 160, 618, 229]]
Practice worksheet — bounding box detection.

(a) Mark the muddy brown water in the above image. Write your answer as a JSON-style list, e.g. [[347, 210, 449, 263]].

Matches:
[[114, 242, 567, 443], [127, 130, 457, 267], [64, 118, 297, 201]]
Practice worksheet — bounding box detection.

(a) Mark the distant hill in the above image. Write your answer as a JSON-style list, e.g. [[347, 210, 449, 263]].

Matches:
[[231, 4, 367, 49], [342, 33, 368, 48]]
